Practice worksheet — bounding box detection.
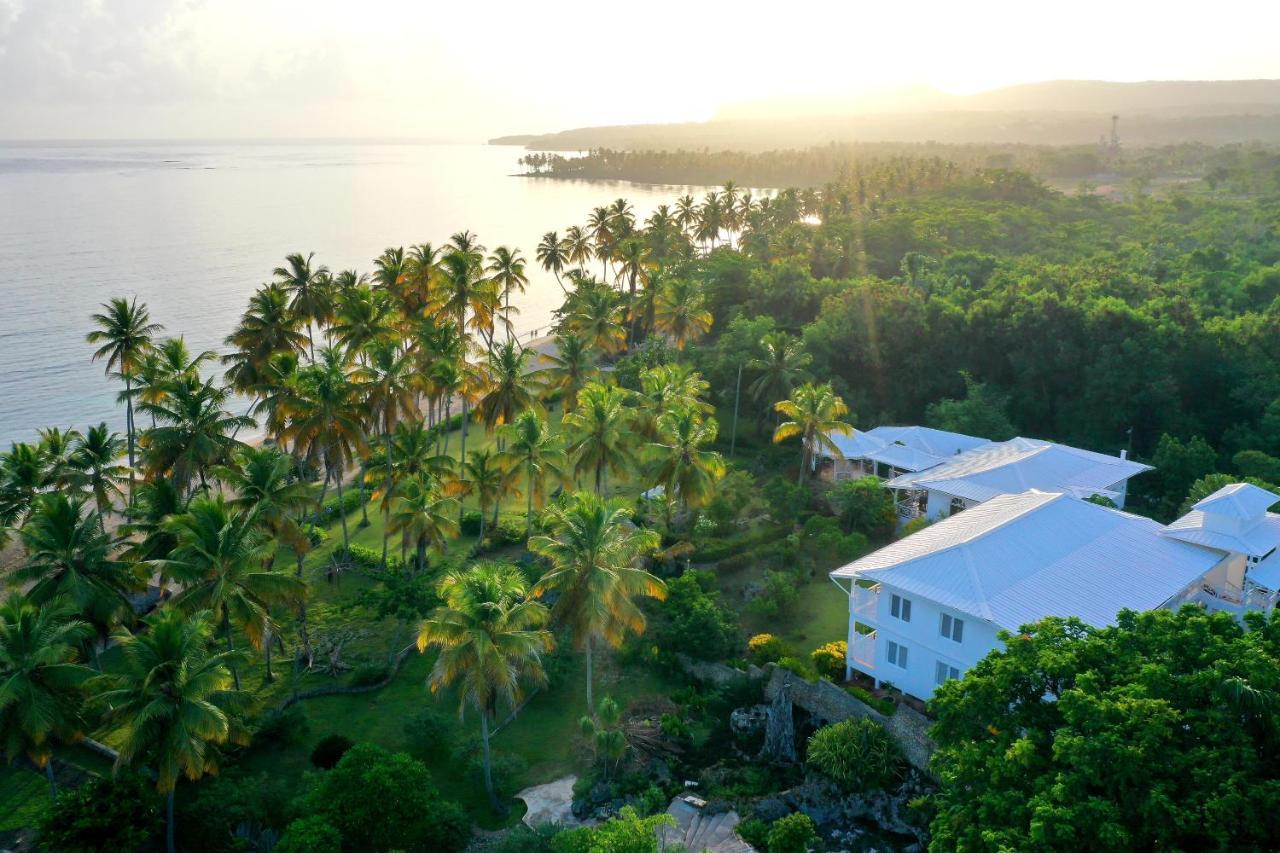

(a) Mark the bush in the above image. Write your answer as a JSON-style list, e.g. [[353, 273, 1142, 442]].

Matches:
[[317, 488, 364, 524], [736, 817, 770, 850], [276, 816, 342, 853], [829, 476, 898, 540], [301, 743, 470, 852], [348, 661, 390, 687], [806, 718, 904, 792], [492, 513, 529, 546], [333, 543, 405, 573], [310, 734, 355, 769], [693, 524, 792, 563], [776, 656, 815, 681], [461, 510, 484, 536], [38, 772, 162, 853], [763, 478, 809, 527], [301, 523, 329, 547], [466, 751, 528, 799], [254, 702, 310, 749], [404, 706, 456, 760], [748, 633, 787, 665], [767, 812, 817, 853], [748, 569, 799, 619], [810, 641, 847, 680], [174, 771, 293, 852], [846, 683, 896, 716], [649, 570, 740, 662]]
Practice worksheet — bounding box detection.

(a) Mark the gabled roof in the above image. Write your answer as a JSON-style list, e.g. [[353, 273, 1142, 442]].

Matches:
[[865, 425, 989, 459], [864, 444, 948, 473], [831, 490, 1219, 631], [825, 425, 988, 471], [1191, 482, 1280, 520], [827, 429, 889, 460], [885, 437, 1152, 503]]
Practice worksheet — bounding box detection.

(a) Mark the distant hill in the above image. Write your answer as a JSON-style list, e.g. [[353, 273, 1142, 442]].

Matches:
[[487, 134, 540, 146], [500, 79, 1280, 152]]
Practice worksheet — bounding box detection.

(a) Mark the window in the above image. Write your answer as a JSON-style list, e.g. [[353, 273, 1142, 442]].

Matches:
[[886, 640, 909, 670], [940, 613, 964, 643], [949, 496, 966, 515], [890, 594, 912, 623], [935, 661, 960, 686]]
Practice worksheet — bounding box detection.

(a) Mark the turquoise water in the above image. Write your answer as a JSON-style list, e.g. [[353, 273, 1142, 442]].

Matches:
[[0, 141, 703, 445]]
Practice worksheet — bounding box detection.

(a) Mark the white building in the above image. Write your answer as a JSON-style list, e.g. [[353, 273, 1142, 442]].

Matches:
[[825, 426, 988, 482], [884, 435, 1151, 517], [830, 484, 1280, 701]]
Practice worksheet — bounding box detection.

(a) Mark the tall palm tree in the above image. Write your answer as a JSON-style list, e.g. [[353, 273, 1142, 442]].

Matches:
[[139, 376, 253, 495], [563, 383, 637, 495], [87, 297, 162, 495], [355, 340, 418, 566], [587, 207, 615, 282], [93, 608, 249, 853], [475, 341, 540, 437], [223, 283, 308, 379], [635, 364, 713, 441], [403, 243, 440, 320], [773, 382, 854, 484], [36, 427, 84, 492], [539, 333, 597, 413], [562, 283, 625, 356], [329, 284, 397, 359], [487, 246, 529, 342], [67, 423, 127, 522], [417, 562, 551, 813], [748, 332, 813, 416], [536, 231, 568, 293], [433, 248, 486, 470], [647, 409, 725, 528], [498, 411, 566, 538], [529, 493, 663, 713], [0, 442, 52, 531], [653, 277, 712, 350], [387, 474, 459, 573], [0, 594, 92, 796], [283, 347, 367, 551], [674, 195, 699, 241], [371, 246, 410, 315], [457, 449, 517, 540], [274, 252, 331, 362], [164, 496, 305, 688], [214, 446, 313, 566], [563, 225, 593, 274]]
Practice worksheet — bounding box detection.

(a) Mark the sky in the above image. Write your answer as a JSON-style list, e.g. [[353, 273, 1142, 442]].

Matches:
[[2, 0, 1279, 141]]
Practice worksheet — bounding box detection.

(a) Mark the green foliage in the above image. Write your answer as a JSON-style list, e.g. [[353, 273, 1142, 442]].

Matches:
[[174, 771, 295, 853], [649, 570, 740, 662], [806, 717, 904, 792], [762, 477, 809, 527], [929, 608, 1280, 850], [1144, 433, 1219, 519], [317, 488, 365, 524], [748, 569, 800, 619], [796, 515, 868, 569], [766, 812, 817, 853], [845, 683, 896, 716], [747, 633, 787, 665], [461, 510, 484, 537], [38, 772, 162, 853], [492, 513, 529, 546], [310, 733, 354, 769], [775, 656, 815, 680], [334, 543, 405, 573], [300, 742, 470, 852], [551, 805, 676, 853], [403, 706, 456, 760], [1234, 449, 1280, 484], [254, 702, 310, 749], [828, 477, 897, 540], [1181, 473, 1278, 516], [925, 371, 1017, 441], [810, 641, 847, 680], [275, 816, 343, 853], [692, 524, 792, 563], [735, 817, 770, 850], [347, 661, 390, 687]]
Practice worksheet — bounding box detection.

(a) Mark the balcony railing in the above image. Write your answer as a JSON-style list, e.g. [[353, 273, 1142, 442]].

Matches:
[[852, 583, 880, 622], [850, 629, 877, 670]]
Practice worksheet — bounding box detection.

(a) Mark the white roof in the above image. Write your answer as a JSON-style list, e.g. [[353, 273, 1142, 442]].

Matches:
[[825, 425, 987, 470], [1191, 482, 1280, 520], [827, 429, 889, 460], [886, 437, 1151, 503], [1160, 483, 1280, 559], [864, 444, 948, 473], [865, 425, 989, 458], [831, 490, 1220, 632], [1247, 551, 1280, 591]]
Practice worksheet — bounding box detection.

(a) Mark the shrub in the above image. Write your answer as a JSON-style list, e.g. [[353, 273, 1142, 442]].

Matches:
[[38, 772, 162, 853], [491, 513, 529, 545], [776, 656, 815, 681], [829, 476, 898, 540], [317, 488, 364, 524], [348, 661, 390, 687], [254, 702, 310, 749], [333, 543, 405, 573], [465, 750, 528, 799], [736, 817, 770, 850], [806, 718, 904, 792], [403, 706, 456, 760], [846, 683, 896, 716], [748, 633, 787, 665], [310, 734, 355, 769], [650, 570, 740, 662], [763, 477, 809, 527], [461, 510, 484, 536], [810, 641, 847, 681], [301, 523, 328, 547], [767, 812, 817, 853], [276, 816, 342, 853], [748, 569, 799, 619]]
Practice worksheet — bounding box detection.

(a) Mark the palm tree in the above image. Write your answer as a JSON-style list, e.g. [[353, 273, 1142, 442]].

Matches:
[[674, 194, 699, 241], [537, 231, 568, 293], [563, 383, 637, 495], [653, 277, 712, 350], [458, 449, 517, 539], [647, 409, 725, 528], [773, 382, 854, 484], [587, 207, 615, 281], [16, 494, 136, 659], [487, 246, 529, 342], [403, 243, 440, 319], [475, 340, 540, 437], [93, 608, 249, 853], [66, 423, 127, 522], [355, 340, 418, 566], [0, 442, 52, 531], [329, 285, 397, 358], [215, 445, 313, 566], [139, 376, 253, 495], [274, 252, 331, 362], [748, 332, 813, 417], [498, 411, 567, 538], [539, 333, 597, 412], [563, 225, 593, 274], [529, 493, 663, 713], [283, 347, 367, 551], [223, 283, 308, 378], [87, 297, 162, 495], [635, 364, 713, 441], [36, 427, 84, 492], [0, 594, 92, 796], [386, 473, 459, 572], [164, 496, 305, 688], [562, 283, 625, 356], [417, 562, 551, 813]]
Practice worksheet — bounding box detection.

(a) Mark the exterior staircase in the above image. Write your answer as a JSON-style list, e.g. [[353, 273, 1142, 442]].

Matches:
[[658, 796, 756, 852]]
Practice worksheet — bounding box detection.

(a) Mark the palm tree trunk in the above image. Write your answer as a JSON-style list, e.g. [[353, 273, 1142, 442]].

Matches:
[[263, 623, 274, 683], [416, 535, 427, 574], [224, 613, 241, 691], [477, 502, 486, 544], [595, 458, 603, 495], [382, 426, 393, 568], [124, 374, 136, 505], [458, 398, 470, 525], [166, 788, 176, 853], [332, 456, 350, 551], [480, 710, 504, 814], [44, 761, 57, 798], [306, 322, 316, 363], [585, 635, 595, 715], [526, 466, 535, 539]]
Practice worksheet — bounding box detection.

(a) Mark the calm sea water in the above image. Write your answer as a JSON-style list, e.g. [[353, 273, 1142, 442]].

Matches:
[[0, 141, 705, 446]]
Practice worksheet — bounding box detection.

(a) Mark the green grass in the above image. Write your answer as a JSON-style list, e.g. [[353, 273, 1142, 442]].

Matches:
[[0, 767, 50, 832]]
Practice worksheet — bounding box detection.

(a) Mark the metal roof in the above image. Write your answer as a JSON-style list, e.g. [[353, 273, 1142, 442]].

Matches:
[[1191, 482, 1280, 520], [830, 490, 1221, 632], [885, 437, 1152, 503], [864, 425, 989, 458], [827, 429, 889, 460], [864, 444, 948, 473]]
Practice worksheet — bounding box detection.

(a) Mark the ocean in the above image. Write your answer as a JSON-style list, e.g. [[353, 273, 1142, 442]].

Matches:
[[0, 141, 705, 445]]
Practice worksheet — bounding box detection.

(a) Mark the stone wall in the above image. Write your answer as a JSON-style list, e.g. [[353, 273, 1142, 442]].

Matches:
[[763, 667, 936, 777]]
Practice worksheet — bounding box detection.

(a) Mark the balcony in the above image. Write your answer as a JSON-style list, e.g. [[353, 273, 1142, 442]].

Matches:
[[850, 629, 877, 670], [852, 582, 880, 622]]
